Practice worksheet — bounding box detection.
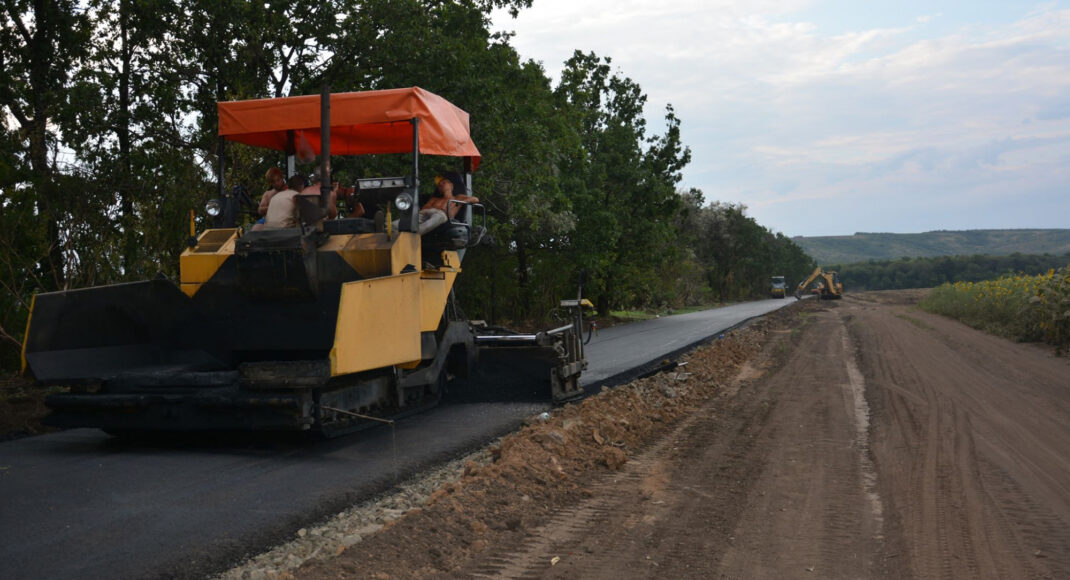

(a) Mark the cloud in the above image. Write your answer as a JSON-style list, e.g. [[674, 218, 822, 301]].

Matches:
[[493, 2, 1070, 235]]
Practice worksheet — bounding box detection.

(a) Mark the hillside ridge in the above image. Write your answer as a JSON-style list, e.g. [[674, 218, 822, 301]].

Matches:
[[793, 228, 1070, 264]]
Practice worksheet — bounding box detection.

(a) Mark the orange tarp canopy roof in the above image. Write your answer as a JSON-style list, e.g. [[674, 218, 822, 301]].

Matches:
[[217, 87, 480, 169]]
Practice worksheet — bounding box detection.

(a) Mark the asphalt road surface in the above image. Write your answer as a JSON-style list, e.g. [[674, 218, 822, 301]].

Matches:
[[0, 298, 795, 580]]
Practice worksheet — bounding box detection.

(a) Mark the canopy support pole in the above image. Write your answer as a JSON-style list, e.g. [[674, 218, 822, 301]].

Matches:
[[215, 136, 225, 227], [320, 86, 332, 210], [463, 156, 473, 195], [285, 130, 296, 178], [406, 118, 420, 233]]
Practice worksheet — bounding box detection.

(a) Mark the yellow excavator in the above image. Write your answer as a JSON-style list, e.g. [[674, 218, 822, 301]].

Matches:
[[20, 87, 590, 436], [795, 267, 843, 300]]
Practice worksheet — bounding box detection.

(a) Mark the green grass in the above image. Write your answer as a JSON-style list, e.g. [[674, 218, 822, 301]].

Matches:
[[609, 303, 722, 322]]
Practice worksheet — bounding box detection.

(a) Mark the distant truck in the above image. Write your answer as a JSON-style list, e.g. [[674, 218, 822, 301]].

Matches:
[[770, 276, 787, 298]]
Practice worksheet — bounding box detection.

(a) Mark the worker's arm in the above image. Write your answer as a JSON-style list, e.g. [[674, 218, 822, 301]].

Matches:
[[327, 186, 339, 219], [258, 190, 275, 217], [447, 194, 479, 218]]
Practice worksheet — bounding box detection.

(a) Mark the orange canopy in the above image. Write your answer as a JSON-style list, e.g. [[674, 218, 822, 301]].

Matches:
[[217, 87, 481, 169]]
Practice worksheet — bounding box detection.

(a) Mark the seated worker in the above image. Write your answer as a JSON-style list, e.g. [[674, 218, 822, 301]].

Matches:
[[394, 171, 479, 235], [300, 170, 340, 219], [257, 167, 287, 218], [339, 184, 366, 218], [261, 175, 307, 229]]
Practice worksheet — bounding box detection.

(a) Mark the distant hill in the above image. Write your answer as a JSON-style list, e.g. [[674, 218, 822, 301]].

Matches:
[[792, 229, 1070, 264]]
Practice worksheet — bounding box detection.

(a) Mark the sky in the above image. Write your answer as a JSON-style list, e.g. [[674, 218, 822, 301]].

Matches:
[[490, 1, 1070, 237]]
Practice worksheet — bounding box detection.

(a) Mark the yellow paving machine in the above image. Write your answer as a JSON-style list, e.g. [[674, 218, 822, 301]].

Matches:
[[21, 87, 589, 436]]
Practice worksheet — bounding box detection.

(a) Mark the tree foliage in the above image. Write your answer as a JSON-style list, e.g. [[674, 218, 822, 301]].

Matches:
[[0, 0, 813, 370], [830, 253, 1070, 291]]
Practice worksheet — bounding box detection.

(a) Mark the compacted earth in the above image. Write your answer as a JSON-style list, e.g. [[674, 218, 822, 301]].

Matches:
[[219, 290, 1069, 580]]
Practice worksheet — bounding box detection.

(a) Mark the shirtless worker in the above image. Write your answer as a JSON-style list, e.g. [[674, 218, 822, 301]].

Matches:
[[300, 170, 340, 219], [398, 171, 479, 235]]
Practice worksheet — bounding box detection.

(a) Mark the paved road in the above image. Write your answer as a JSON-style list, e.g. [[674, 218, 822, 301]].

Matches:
[[0, 298, 796, 580], [583, 298, 796, 386]]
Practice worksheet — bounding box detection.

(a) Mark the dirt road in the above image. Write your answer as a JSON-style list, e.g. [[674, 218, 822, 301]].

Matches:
[[282, 292, 1068, 579]]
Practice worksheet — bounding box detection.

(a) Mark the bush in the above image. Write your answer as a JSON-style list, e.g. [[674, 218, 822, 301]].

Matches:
[[920, 265, 1070, 353]]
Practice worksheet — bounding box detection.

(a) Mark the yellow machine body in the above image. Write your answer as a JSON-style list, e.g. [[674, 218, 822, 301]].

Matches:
[[795, 267, 844, 300], [178, 229, 460, 378]]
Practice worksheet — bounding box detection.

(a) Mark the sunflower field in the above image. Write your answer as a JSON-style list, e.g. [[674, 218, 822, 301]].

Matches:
[[920, 264, 1070, 353]]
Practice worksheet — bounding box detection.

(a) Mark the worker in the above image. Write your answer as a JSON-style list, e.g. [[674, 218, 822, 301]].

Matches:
[[394, 171, 479, 235], [426, 172, 478, 218], [262, 175, 307, 229], [339, 185, 366, 218], [257, 167, 287, 217], [300, 170, 340, 219]]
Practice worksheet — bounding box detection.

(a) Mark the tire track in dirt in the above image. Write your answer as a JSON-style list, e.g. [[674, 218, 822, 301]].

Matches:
[[848, 292, 1070, 579], [464, 431, 682, 579], [713, 307, 888, 579], [464, 375, 779, 579], [839, 313, 886, 540], [462, 305, 891, 579]]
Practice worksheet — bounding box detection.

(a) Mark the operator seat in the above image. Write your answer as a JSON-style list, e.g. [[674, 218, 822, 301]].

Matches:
[[422, 202, 473, 251]]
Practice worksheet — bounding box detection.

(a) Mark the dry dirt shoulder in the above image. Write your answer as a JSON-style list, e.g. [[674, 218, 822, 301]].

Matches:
[[850, 291, 1070, 579], [223, 291, 1068, 579]]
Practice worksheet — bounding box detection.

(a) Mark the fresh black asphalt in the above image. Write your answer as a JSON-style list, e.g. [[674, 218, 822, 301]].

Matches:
[[0, 298, 796, 580]]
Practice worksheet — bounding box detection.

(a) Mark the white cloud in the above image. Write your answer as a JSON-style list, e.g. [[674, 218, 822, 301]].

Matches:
[[493, 2, 1070, 235]]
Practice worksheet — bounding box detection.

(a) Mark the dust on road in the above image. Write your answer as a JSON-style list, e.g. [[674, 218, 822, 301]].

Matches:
[[242, 291, 1068, 579]]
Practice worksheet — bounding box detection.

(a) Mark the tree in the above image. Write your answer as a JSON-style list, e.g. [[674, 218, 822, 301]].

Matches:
[[0, 0, 90, 287], [686, 201, 813, 300], [555, 51, 690, 314], [54, 0, 202, 280]]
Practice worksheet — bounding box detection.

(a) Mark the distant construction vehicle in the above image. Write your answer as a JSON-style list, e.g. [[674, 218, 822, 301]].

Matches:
[[770, 276, 787, 298], [795, 267, 843, 300]]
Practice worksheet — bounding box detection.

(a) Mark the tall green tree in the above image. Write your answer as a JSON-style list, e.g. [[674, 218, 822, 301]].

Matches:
[[686, 201, 813, 300], [324, 0, 577, 319], [0, 0, 90, 287], [555, 51, 690, 314], [55, 0, 201, 280]]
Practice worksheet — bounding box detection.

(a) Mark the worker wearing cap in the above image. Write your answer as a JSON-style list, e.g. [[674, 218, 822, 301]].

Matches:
[[424, 172, 478, 218]]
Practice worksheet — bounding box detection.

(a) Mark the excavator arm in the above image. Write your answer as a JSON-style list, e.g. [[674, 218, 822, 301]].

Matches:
[[795, 267, 823, 299]]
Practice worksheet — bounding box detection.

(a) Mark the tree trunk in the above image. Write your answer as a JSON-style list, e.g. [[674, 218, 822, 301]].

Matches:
[[28, 0, 64, 288], [118, 0, 136, 276], [515, 240, 530, 318]]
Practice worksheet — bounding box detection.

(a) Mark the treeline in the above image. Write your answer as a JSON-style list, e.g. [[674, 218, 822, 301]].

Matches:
[[830, 254, 1070, 291], [0, 0, 813, 370]]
